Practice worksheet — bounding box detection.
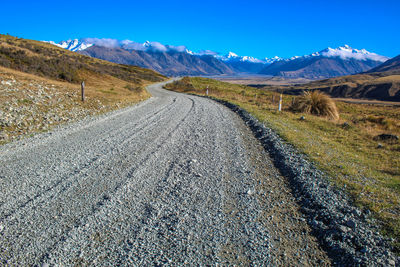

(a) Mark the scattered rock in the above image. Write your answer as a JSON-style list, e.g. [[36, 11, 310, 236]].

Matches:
[[341, 122, 351, 129], [0, 131, 8, 141], [345, 220, 357, 229], [299, 116, 306, 121], [337, 225, 352, 233], [373, 134, 399, 142]]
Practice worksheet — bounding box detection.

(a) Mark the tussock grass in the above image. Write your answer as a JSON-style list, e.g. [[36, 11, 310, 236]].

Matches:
[[165, 77, 400, 253], [291, 91, 339, 120]]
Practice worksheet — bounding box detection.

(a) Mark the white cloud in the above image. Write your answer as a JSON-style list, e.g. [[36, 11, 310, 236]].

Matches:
[[80, 38, 187, 53], [120, 40, 146, 50], [82, 38, 121, 48], [146, 41, 168, 52], [167, 45, 187, 53], [197, 50, 219, 56]]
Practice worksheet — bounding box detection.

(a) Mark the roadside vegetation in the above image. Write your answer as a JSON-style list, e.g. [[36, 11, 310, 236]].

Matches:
[[165, 77, 400, 252]]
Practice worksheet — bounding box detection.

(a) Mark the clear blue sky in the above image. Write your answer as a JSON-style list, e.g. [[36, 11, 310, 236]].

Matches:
[[1, 0, 399, 58]]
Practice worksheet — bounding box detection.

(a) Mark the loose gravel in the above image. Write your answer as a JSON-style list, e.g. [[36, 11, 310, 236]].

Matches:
[[0, 81, 330, 265], [212, 98, 400, 266]]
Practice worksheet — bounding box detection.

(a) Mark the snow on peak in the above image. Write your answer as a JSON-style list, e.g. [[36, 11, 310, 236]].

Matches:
[[216, 52, 266, 63], [264, 56, 284, 64], [185, 49, 195, 55], [227, 52, 239, 58], [44, 39, 93, 51], [143, 41, 151, 48], [319, 45, 389, 62]]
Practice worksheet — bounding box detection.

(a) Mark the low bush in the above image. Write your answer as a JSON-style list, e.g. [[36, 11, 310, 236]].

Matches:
[[291, 90, 339, 120]]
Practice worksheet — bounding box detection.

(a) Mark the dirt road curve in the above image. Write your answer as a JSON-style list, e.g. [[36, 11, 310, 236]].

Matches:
[[0, 81, 330, 265]]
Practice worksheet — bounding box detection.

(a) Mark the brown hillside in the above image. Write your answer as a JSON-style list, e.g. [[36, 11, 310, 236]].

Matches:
[[281, 72, 400, 102]]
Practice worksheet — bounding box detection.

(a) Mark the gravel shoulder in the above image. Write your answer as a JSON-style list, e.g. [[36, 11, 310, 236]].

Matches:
[[0, 80, 331, 265], [212, 97, 399, 266]]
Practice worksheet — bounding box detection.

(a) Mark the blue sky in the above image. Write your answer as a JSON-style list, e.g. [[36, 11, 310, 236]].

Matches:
[[1, 0, 399, 58]]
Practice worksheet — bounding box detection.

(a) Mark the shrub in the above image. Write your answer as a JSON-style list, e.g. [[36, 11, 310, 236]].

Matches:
[[124, 84, 143, 93], [164, 77, 195, 92], [291, 90, 339, 120]]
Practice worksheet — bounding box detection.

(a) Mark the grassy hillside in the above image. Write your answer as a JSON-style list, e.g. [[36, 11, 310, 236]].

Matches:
[[0, 34, 166, 83], [165, 77, 400, 252], [0, 35, 166, 143]]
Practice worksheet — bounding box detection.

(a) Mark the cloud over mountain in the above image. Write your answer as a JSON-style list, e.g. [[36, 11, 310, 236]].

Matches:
[[80, 38, 187, 53]]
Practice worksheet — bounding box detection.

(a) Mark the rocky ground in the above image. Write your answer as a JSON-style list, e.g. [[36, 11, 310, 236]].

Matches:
[[0, 75, 116, 144]]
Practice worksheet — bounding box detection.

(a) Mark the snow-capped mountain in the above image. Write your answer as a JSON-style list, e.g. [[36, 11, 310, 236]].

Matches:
[[216, 51, 284, 65], [264, 56, 284, 64], [280, 45, 389, 63], [44, 39, 93, 52], [44, 38, 274, 65], [45, 38, 192, 54], [217, 51, 265, 63], [259, 45, 390, 79]]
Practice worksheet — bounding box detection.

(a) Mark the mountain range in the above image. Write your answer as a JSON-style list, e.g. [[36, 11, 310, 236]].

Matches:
[[45, 39, 391, 79], [259, 45, 389, 79]]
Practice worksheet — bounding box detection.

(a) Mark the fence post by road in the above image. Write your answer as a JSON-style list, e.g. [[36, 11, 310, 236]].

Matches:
[[278, 93, 282, 111], [81, 81, 85, 102], [206, 86, 209, 96]]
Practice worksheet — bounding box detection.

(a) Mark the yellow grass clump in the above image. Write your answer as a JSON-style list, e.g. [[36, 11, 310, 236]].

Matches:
[[291, 90, 339, 120]]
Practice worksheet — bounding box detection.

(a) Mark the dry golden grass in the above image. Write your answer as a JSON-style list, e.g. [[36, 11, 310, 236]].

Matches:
[[291, 91, 339, 120], [374, 75, 400, 83], [0, 66, 151, 144]]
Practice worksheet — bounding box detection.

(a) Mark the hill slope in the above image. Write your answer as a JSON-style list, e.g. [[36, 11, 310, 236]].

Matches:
[[0, 35, 166, 84], [368, 54, 400, 73], [282, 71, 400, 102]]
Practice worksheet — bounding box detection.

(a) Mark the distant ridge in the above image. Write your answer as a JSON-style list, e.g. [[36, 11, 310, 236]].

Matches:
[[259, 45, 389, 79], [44, 39, 390, 78], [368, 54, 400, 73]]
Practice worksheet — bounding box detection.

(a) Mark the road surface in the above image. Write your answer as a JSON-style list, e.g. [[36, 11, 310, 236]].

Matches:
[[0, 80, 329, 265]]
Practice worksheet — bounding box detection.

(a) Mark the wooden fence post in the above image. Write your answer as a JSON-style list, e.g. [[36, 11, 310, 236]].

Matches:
[[278, 93, 283, 111], [81, 81, 85, 102]]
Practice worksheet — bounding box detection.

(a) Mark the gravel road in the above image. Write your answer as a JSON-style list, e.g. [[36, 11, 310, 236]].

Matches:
[[0, 80, 330, 265]]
